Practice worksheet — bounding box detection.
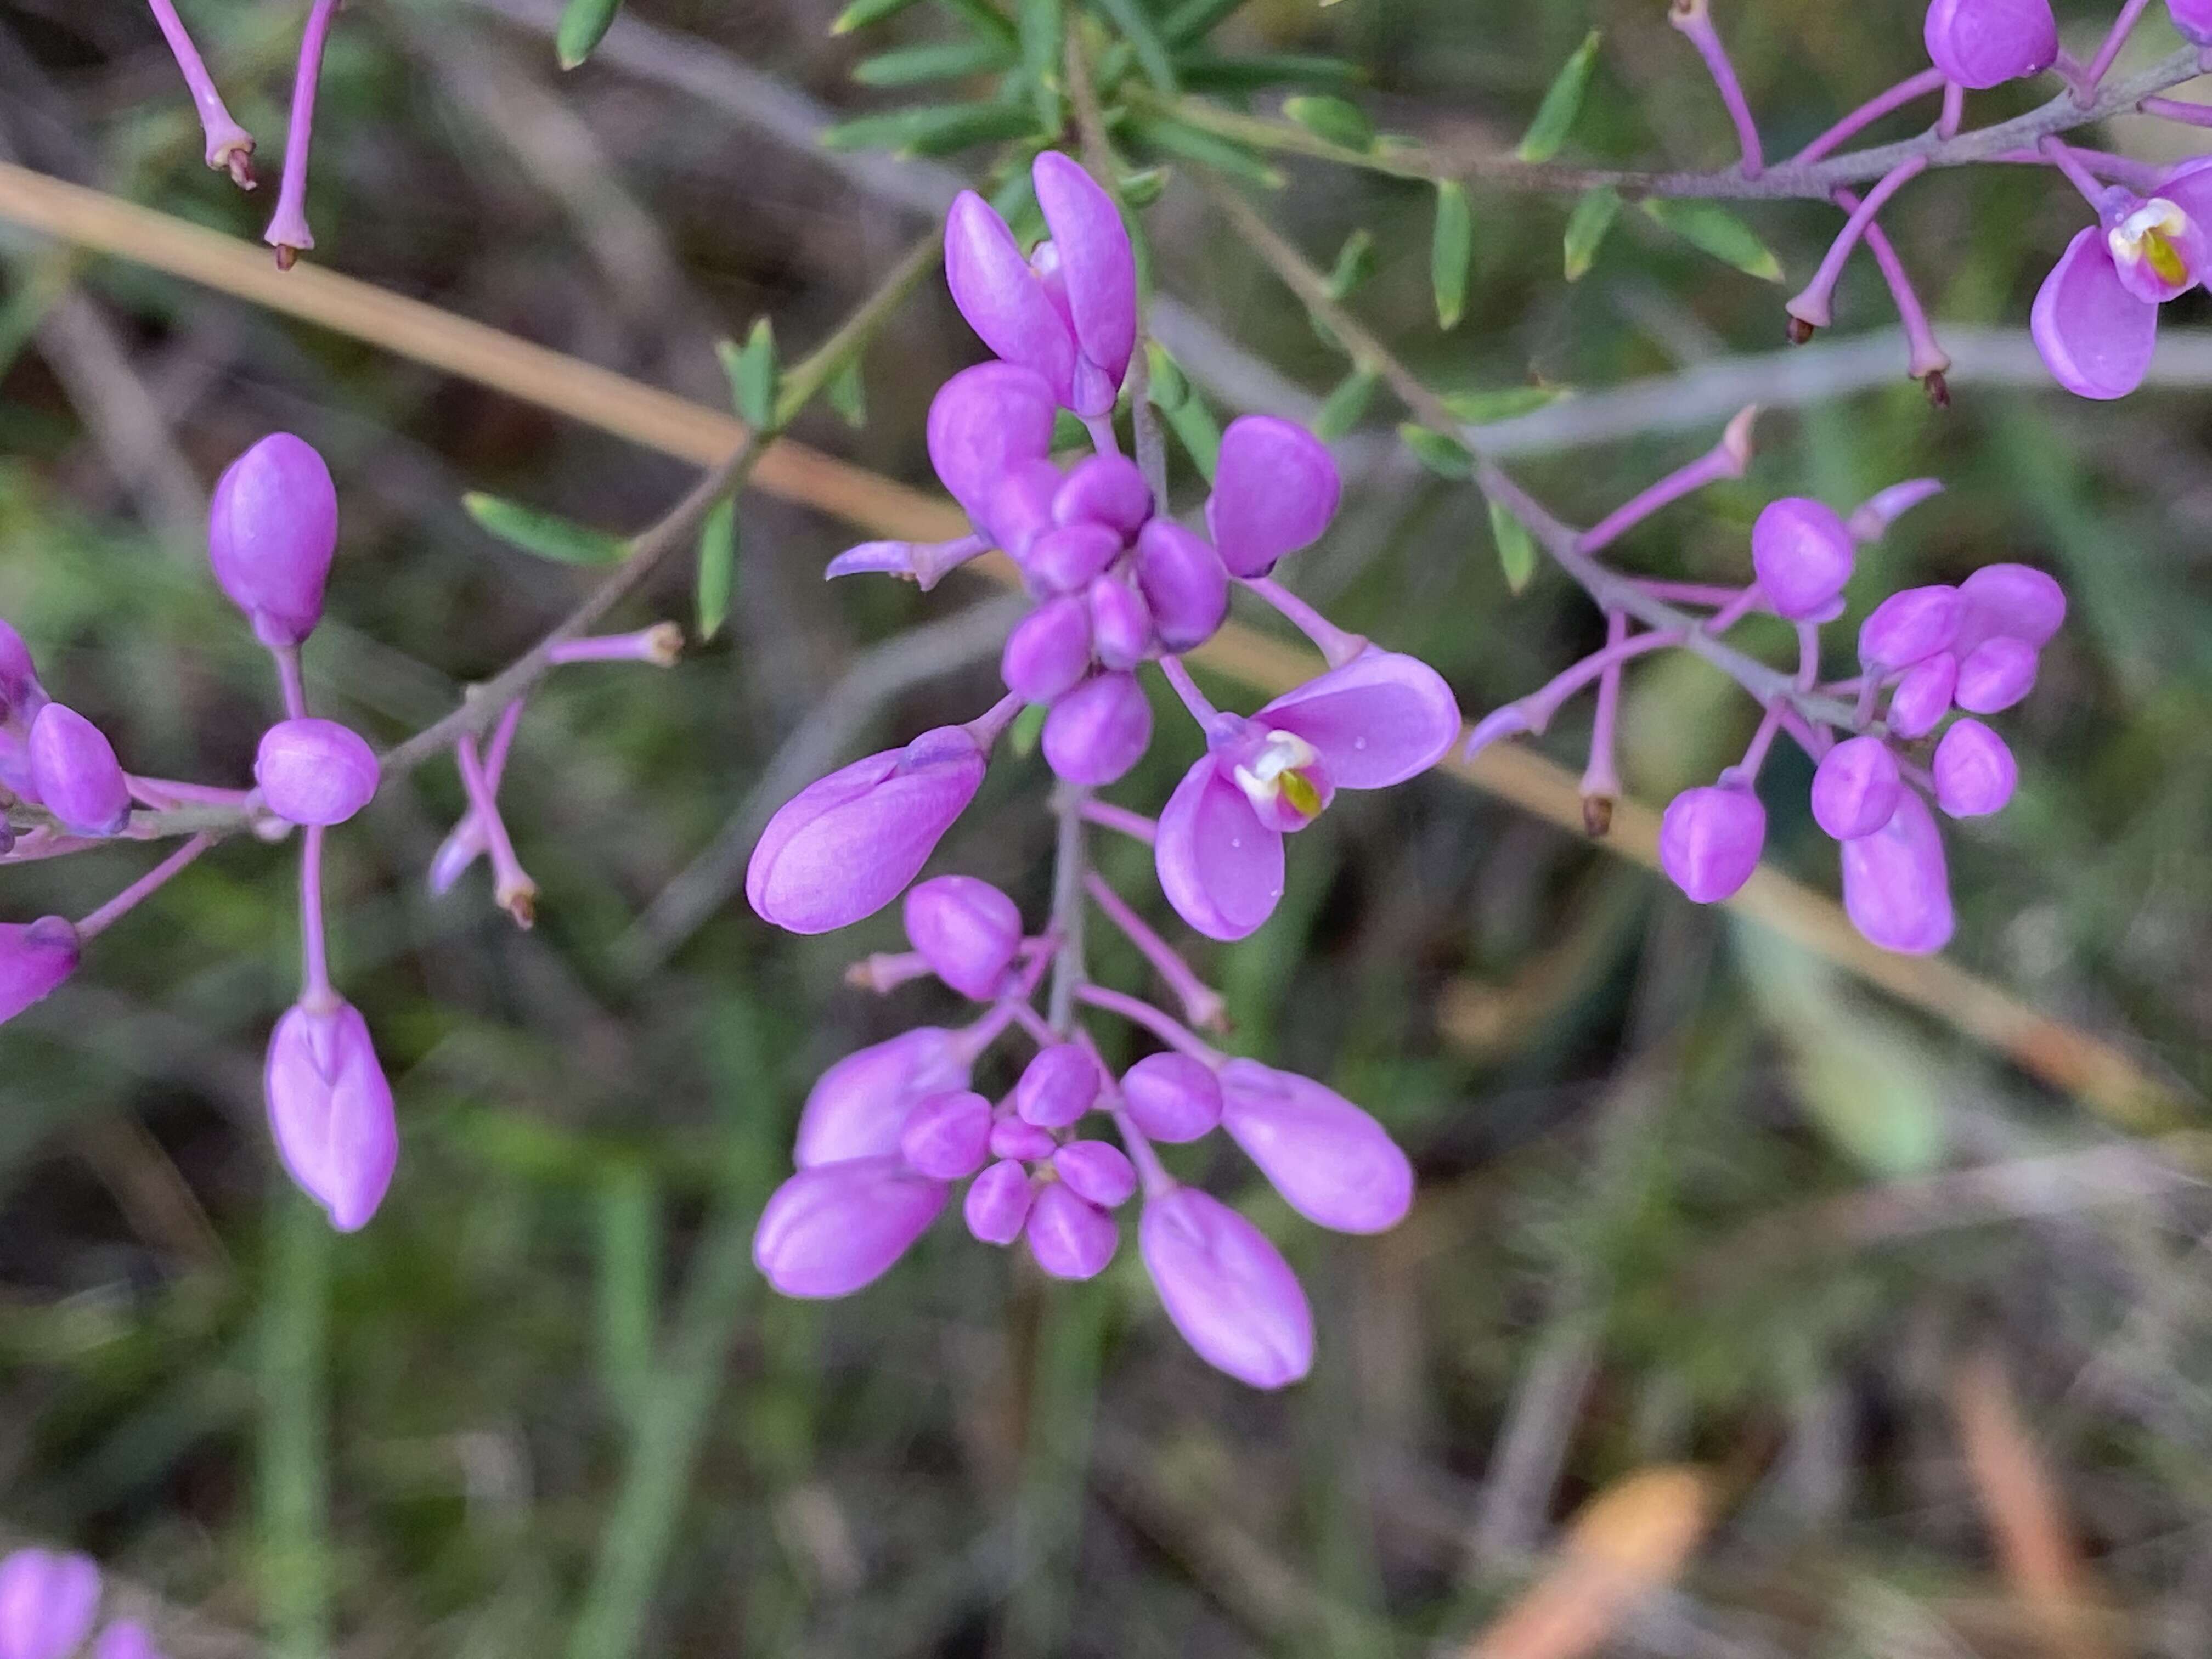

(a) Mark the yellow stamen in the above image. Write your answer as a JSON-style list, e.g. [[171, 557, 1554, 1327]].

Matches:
[[2145, 228, 2187, 288], [1279, 770, 1322, 820]]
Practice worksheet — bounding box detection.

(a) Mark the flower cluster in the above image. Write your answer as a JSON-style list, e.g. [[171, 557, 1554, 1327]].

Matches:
[[1467, 420, 2064, 957], [0, 1547, 164, 1659], [744, 149, 1461, 1387]]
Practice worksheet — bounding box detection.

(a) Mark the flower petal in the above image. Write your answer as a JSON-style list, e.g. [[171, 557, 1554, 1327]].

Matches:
[[1155, 754, 1285, 941], [2032, 227, 2159, 400], [1032, 153, 1136, 408], [752, 1156, 948, 1298], [943, 192, 1076, 404], [1255, 650, 1461, 789], [924, 362, 1060, 526], [1204, 416, 1341, 578]]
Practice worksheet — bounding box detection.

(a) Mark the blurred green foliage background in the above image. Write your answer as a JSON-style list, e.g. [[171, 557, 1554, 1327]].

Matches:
[[3, 0, 2211, 1653]]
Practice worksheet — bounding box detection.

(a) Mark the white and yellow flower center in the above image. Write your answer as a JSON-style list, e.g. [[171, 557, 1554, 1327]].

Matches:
[[2110, 198, 2196, 289], [1232, 731, 1324, 821]]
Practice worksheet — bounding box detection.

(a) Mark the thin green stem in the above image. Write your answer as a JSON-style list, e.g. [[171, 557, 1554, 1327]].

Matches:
[[259, 1193, 332, 1659]]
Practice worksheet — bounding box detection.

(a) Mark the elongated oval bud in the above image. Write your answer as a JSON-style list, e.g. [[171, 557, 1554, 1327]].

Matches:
[[1121, 1052, 1222, 1142], [1217, 1058, 1412, 1234], [752, 1156, 947, 1298], [0, 917, 81, 1028], [1025, 1181, 1118, 1279], [1886, 653, 1957, 739], [1032, 151, 1137, 415], [1001, 597, 1093, 704], [1054, 1139, 1136, 1208], [1932, 718, 2017, 817], [1810, 736, 1901, 842], [1841, 788, 1954, 954], [1953, 637, 2038, 713], [1140, 1187, 1312, 1389], [1133, 521, 1229, 651], [1751, 497, 1854, 620], [208, 433, 338, 647], [1922, 0, 2057, 89], [1015, 1043, 1100, 1128], [1859, 585, 1961, 669], [794, 1027, 971, 1167], [1657, 783, 1765, 903], [1041, 670, 1151, 786], [964, 1159, 1032, 1244], [903, 876, 1022, 1000], [27, 704, 129, 836], [266, 998, 397, 1233], [1204, 417, 1340, 578]]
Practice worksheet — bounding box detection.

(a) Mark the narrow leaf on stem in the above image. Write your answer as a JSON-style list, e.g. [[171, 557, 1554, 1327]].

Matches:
[[1563, 185, 1622, 280], [1398, 424, 1475, 479], [1431, 180, 1474, 330], [1640, 198, 1783, 283], [720, 320, 778, 430], [464, 493, 628, 566], [1488, 499, 1538, 594], [696, 498, 736, 640], [1284, 94, 1375, 151], [1517, 29, 1602, 162], [1313, 367, 1379, 439], [555, 0, 623, 69]]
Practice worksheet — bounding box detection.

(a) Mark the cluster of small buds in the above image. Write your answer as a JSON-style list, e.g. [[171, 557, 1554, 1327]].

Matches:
[[0, 1547, 165, 1659], [1466, 413, 2064, 957], [746, 149, 1460, 1386]]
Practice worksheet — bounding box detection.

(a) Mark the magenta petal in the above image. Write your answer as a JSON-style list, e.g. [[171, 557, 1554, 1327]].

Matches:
[[753, 1156, 947, 1297], [898, 1089, 994, 1181], [2032, 228, 2159, 401], [2155, 155, 2212, 230], [944, 191, 1076, 405], [1932, 718, 2018, 816], [1139, 1188, 1312, 1389], [1002, 596, 1094, 704], [1015, 1042, 1101, 1127], [208, 432, 337, 648], [1032, 152, 1137, 413], [1956, 563, 2066, 652], [1133, 521, 1229, 651], [1024, 1181, 1119, 1279], [745, 726, 986, 934], [1841, 789, 1955, 955], [1054, 453, 1152, 537], [1121, 1052, 1223, 1142], [1256, 650, 1461, 789], [1156, 756, 1285, 941], [255, 717, 379, 827], [925, 362, 1060, 528], [1041, 671, 1152, 786], [1087, 575, 1152, 671], [1204, 417, 1341, 578], [964, 1159, 1033, 1244], [265, 999, 398, 1233], [0, 917, 81, 1028], [1054, 1139, 1137, 1208], [0, 1549, 101, 1659], [27, 704, 129, 836], [794, 1027, 971, 1168], [904, 875, 1023, 1000], [1216, 1058, 1412, 1234], [1922, 0, 2057, 88]]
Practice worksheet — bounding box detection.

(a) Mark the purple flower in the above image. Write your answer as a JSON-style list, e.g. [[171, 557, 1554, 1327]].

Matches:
[[1204, 417, 1341, 579], [747, 724, 988, 934], [1132, 522, 1229, 651], [1922, 0, 2056, 89], [1087, 575, 1152, 671], [1751, 497, 1854, 620], [255, 718, 379, 827], [1156, 651, 1460, 940], [989, 1117, 1057, 1161], [1014, 1043, 1101, 1128], [0, 619, 49, 804], [944, 153, 1135, 416], [1811, 736, 1902, 841], [1932, 718, 2018, 816], [899, 1090, 994, 1180], [903, 876, 1022, 1000], [1054, 454, 1152, 536], [1053, 1139, 1137, 1208], [0, 917, 81, 1028], [1001, 596, 1093, 703], [1841, 788, 1954, 954], [924, 363, 1059, 543], [27, 705, 129, 836], [208, 433, 338, 648], [1041, 670, 1152, 786], [1120, 1052, 1223, 1142], [2170, 0, 2212, 45], [794, 1027, 972, 1167], [1139, 1187, 1313, 1389], [1217, 1058, 1413, 1234], [94, 1621, 163, 1659], [0, 1549, 100, 1659], [753, 1156, 948, 1297], [964, 1159, 1032, 1244], [2032, 162, 2212, 400], [1657, 782, 1765, 904], [266, 997, 398, 1232], [1953, 637, 2038, 713], [1022, 522, 1122, 594], [1859, 585, 1962, 670], [1886, 653, 1958, 739], [1024, 1181, 1119, 1279]]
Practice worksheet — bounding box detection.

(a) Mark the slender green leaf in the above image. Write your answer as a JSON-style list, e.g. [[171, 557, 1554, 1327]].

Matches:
[[1487, 499, 1537, 593], [555, 0, 623, 69], [1164, 391, 1222, 481], [1441, 385, 1566, 423], [1092, 0, 1180, 92], [938, 0, 1020, 49], [1283, 94, 1374, 151], [852, 37, 1014, 85], [1312, 367, 1379, 440], [696, 499, 736, 640], [1017, 0, 1063, 128], [1125, 114, 1284, 185], [1325, 227, 1375, 300], [719, 320, 778, 430], [593, 1165, 661, 1423], [1515, 29, 1600, 162], [1640, 198, 1784, 282], [1562, 185, 1621, 281], [1010, 701, 1048, 758], [1118, 165, 1167, 207], [1430, 180, 1474, 330], [1177, 52, 1361, 91], [1398, 423, 1474, 479], [832, 0, 926, 31], [1145, 341, 1190, 411], [821, 101, 1038, 156], [1162, 0, 1244, 45], [828, 358, 867, 428], [464, 493, 628, 565]]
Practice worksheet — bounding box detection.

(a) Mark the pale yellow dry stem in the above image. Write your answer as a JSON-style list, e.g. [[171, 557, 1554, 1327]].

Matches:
[[0, 159, 2176, 1126]]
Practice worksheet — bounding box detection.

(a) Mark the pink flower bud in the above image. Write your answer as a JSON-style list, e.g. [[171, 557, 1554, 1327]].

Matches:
[[1811, 736, 1902, 841], [1922, 0, 2057, 89], [1121, 1052, 1223, 1142], [1054, 1139, 1136, 1207], [1001, 597, 1093, 704], [1041, 670, 1151, 786], [1953, 637, 2038, 713], [1, 917, 81, 1028], [1217, 1058, 1412, 1234], [902, 876, 1022, 1000], [1054, 453, 1152, 537], [265, 998, 397, 1233], [1859, 585, 1962, 669], [1957, 563, 2066, 651], [1751, 497, 1854, 620], [1657, 783, 1765, 904], [989, 1117, 1057, 1163], [746, 725, 987, 935], [1087, 575, 1152, 672], [899, 1089, 993, 1180], [1841, 788, 1954, 954], [925, 363, 1058, 533], [794, 1028, 972, 1167], [964, 1159, 1032, 1244], [752, 1156, 947, 1297], [1132, 521, 1229, 651], [1204, 416, 1341, 578], [255, 718, 379, 826], [1932, 718, 2017, 817], [0, 1549, 101, 1659], [2170, 0, 2212, 44], [1886, 653, 1958, 739], [28, 705, 129, 836], [1139, 1188, 1312, 1389], [207, 433, 338, 648], [1031, 151, 1137, 415], [1024, 1181, 1118, 1279], [1016, 1042, 1101, 1127], [1023, 522, 1122, 594]]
